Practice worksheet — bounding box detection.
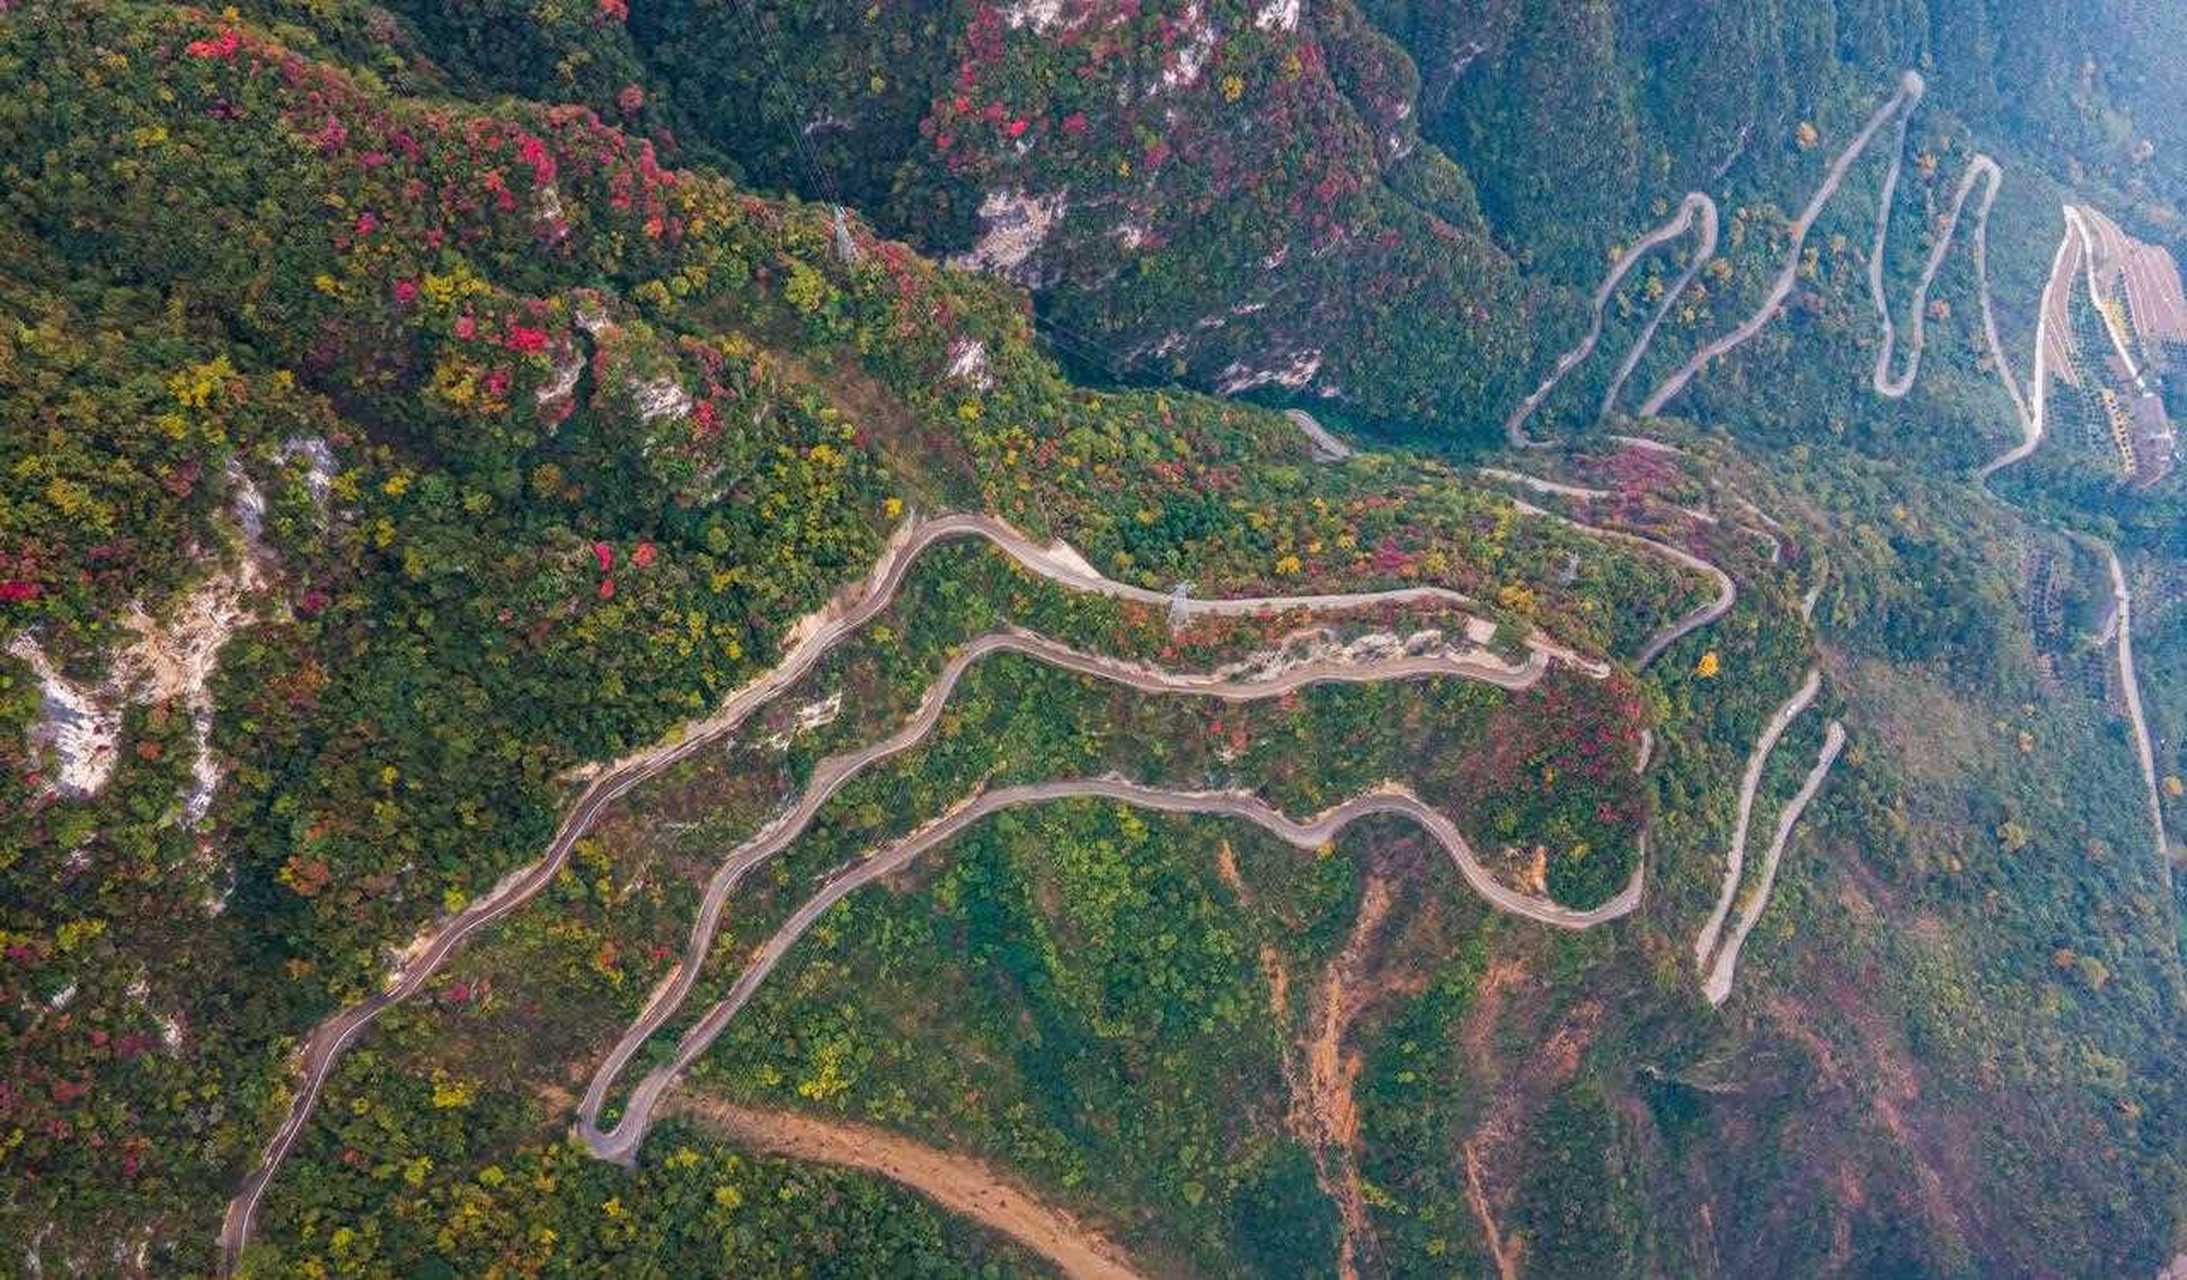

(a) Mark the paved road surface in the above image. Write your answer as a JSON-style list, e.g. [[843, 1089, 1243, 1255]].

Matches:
[[1701, 720, 1846, 1004], [217, 508, 1631, 1268], [1692, 667, 1822, 968], [1640, 71, 1928, 417], [1505, 191, 1719, 445], [1482, 470, 1742, 668], [1869, 155, 2005, 399], [582, 773, 1647, 1164], [1286, 408, 1355, 461], [573, 624, 1546, 1161]]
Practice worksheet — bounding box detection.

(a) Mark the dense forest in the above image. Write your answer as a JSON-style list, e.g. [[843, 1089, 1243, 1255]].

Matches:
[[3, 0, 2183, 1277], [339, 0, 2187, 446]]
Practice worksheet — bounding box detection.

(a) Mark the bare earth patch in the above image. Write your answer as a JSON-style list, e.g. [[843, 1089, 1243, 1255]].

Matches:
[[1280, 872, 1435, 1280], [673, 1097, 1146, 1280]]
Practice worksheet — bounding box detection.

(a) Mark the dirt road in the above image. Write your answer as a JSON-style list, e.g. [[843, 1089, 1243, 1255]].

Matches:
[[674, 1098, 1146, 1280]]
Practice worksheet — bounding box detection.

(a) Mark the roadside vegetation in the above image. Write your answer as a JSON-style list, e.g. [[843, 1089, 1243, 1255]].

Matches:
[[3, 1, 2183, 1277]]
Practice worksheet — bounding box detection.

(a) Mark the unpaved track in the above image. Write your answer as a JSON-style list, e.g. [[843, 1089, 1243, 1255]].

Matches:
[[217, 510, 1620, 1270], [673, 1098, 1146, 1280], [1692, 667, 1821, 968], [581, 774, 1645, 1164], [575, 625, 1543, 1158], [1700, 720, 1846, 1004]]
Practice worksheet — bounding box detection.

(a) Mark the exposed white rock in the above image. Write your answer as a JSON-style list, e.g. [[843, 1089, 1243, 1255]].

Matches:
[[8, 635, 121, 797], [793, 690, 843, 733], [1216, 348, 1323, 394], [537, 346, 586, 405], [1162, 3, 1217, 90], [127, 976, 185, 1051], [1255, 0, 1299, 32], [575, 295, 614, 338], [130, 573, 256, 825], [229, 463, 268, 558], [8, 468, 273, 820], [535, 182, 566, 229], [182, 700, 223, 824], [278, 436, 338, 508], [950, 189, 1069, 280], [945, 337, 993, 390], [630, 375, 694, 423], [1002, 0, 1064, 32], [1112, 220, 1149, 252]]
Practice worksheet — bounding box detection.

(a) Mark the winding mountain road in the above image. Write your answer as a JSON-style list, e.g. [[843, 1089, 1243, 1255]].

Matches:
[[1492, 64, 2167, 996], [1701, 720, 1846, 1005], [1971, 212, 2172, 881], [1692, 667, 1822, 968], [1502, 496, 1738, 669], [573, 623, 1548, 1161], [1286, 408, 1356, 461], [217, 507, 1654, 1268], [1505, 191, 1719, 446], [1974, 207, 2076, 482], [582, 773, 1645, 1164], [1638, 71, 1930, 417], [2087, 535, 2171, 879], [1869, 154, 2005, 399]]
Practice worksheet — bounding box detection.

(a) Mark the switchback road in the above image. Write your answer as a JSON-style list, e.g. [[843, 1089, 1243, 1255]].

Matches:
[[1692, 667, 1822, 968], [219, 507, 1655, 1267], [581, 774, 1646, 1164], [573, 622, 1549, 1161]]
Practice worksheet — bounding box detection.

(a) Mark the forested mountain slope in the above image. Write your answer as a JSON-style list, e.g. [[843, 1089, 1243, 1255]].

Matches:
[[356, 0, 2187, 444], [1, 1, 2183, 1278]]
